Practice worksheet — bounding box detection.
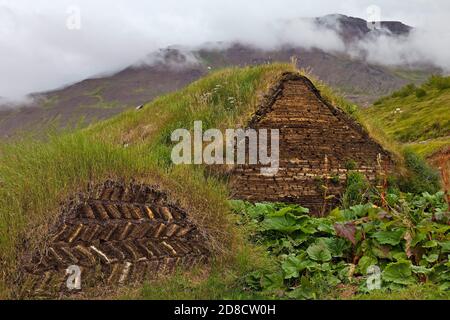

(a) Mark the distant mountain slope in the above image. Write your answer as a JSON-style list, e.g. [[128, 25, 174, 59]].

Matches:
[[196, 44, 433, 103], [0, 64, 206, 137], [0, 14, 437, 137], [315, 14, 412, 42]]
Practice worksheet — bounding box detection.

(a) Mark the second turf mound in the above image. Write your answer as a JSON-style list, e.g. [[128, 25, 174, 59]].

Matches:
[[21, 180, 209, 297]]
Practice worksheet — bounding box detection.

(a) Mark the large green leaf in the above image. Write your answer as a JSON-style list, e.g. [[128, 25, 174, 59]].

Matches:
[[439, 282, 450, 291], [370, 243, 393, 259], [286, 277, 316, 300], [411, 232, 426, 247], [289, 206, 310, 216], [306, 243, 332, 262], [269, 206, 309, 217], [324, 274, 342, 286], [382, 261, 415, 285], [440, 241, 450, 253], [298, 220, 318, 235], [349, 204, 373, 218], [260, 271, 284, 291], [392, 251, 408, 261], [231, 195, 450, 297], [423, 253, 439, 263], [431, 265, 450, 282], [250, 203, 276, 218], [358, 256, 378, 275], [262, 214, 304, 233], [412, 265, 434, 275], [372, 229, 405, 246], [422, 240, 438, 248], [282, 256, 303, 279], [262, 207, 310, 233], [298, 259, 321, 272], [314, 218, 335, 234], [319, 238, 349, 258]]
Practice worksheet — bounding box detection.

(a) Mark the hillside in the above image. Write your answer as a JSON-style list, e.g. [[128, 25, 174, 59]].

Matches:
[[314, 14, 412, 42], [366, 76, 450, 146], [0, 65, 447, 300], [0, 64, 292, 298], [364, 76, 450, 195], [0, 14, 437, 138]]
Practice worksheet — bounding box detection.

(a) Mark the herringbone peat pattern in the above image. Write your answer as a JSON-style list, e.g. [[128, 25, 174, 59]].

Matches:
[[23, 181, 209, 296]]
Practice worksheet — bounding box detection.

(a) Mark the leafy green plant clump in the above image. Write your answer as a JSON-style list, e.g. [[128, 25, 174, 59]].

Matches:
[[391, 84, 417, 99], [342, 171, 370, 208], [415, 88, 427, 99], [425, 75, 450, 91], [231, 190, 449, 299], [397, 149, 441, 194]]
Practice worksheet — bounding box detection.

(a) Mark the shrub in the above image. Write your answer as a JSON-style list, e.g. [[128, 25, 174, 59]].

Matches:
[[391, 84, 416, 98], [397, 149, 441, 194], [345, 104, 358, 115], [415, 88, 427, 98], [342, 171, 370, 208], [373, 99, 384, 106], [426, 75, 450, 91]]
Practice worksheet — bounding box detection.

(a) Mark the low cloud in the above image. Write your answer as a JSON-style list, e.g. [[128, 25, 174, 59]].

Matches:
[[354, 27, 450, 69]]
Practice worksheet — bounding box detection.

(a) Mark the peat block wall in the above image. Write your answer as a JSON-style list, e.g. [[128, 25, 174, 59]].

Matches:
[[231, 73, 393, 215], [22, 181, 209, 297]]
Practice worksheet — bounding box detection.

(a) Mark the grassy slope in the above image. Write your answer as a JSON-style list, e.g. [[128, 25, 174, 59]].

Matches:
[[364, 77, 450, 158], [0, 64, 295, 298], [0, 63, 433, 300]]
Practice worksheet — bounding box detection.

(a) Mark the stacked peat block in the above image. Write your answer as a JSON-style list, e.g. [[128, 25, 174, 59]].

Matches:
[[231, 73, 392, 215], [22, 181, 209, 296]]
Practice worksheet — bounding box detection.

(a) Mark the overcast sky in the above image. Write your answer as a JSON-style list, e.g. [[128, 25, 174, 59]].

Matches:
[[1, 0, 449, 101]]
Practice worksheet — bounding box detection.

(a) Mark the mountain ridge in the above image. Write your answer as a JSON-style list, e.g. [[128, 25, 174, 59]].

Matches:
[[0, 14, 437, 137]]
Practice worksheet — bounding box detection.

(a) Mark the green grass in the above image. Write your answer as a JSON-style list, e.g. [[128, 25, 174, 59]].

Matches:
[[0, 133, 151, 295], [321, 283, 449, 300], [87, 65, 289, 146], [121, 243, 275, 300], [0, 64, 295, 298], [365, 76, 450, 151], [406, 136, 450, 158], [40, 95, 59, 110], [0, 132, 237, 299], [352, 284, 449, 300]]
